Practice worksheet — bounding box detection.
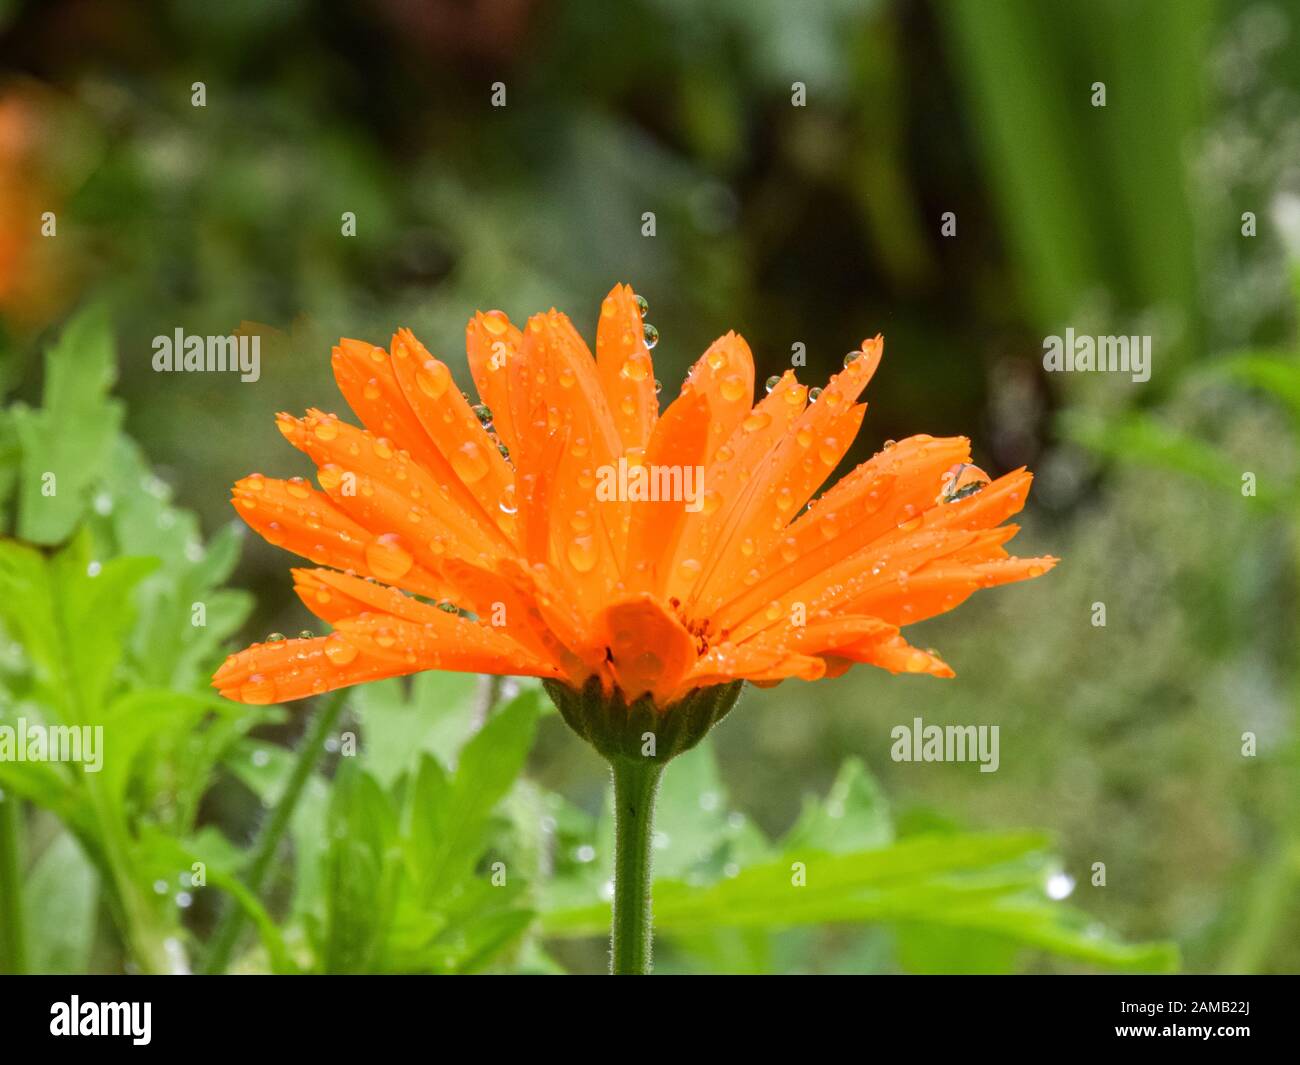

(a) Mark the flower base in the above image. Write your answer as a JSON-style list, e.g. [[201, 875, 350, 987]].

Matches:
[[543, 677, 745, 764]]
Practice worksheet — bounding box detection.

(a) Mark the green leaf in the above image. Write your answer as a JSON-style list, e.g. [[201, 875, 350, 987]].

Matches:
[[410, 689, 541, 896], [11, 305, 124, 544], [0, 534, 156, 721], [1060, 409, 1283, 506], [1202, 351, 1300, 421], [24, 831, 98, 974], [783, 758, 893, 854], [354, 670, 479, 787], [542, 827, 1177, 973]]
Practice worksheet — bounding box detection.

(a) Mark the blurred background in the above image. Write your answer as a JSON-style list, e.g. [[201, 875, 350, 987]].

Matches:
[[1, 0, 1298, 974]]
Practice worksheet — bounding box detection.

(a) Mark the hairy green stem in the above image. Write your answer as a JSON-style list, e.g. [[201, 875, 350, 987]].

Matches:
[[201, 689, 348, 974], [0, 791, 27, 974], [609, 756, 664, 975]]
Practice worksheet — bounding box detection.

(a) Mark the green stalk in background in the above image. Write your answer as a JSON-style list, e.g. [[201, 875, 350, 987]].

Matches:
[[202, 689, 348, 974], [0, 791, 27, 974]]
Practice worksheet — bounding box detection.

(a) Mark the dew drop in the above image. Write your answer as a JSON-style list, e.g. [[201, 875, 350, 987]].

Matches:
[[312, 418, 339, 441], [416, 359, 451, 400], [621, 354, 651, 382], [720, 375, 747, 402], [567, 535, 598, 573], [634, 293, 649, 317], [938, 462, 990, 504], [499, 484, 518, 514], [742, 411, 771, 433], [843, 350, 861, 368], [807, 387, 823, 403], [642, 323, 659, 349], [765, 375, 781, 393], [365, 533, 414, 581], [266, 632, 286, 643], [325, 638, 358, 666], [451, 441, 489, 483]]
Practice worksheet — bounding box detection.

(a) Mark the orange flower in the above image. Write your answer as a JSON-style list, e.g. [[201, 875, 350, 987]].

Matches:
[[213, 285, 1055, 710]]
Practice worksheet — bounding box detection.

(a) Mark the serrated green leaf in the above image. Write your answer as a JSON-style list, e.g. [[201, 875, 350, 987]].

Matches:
[[12, 305, 123, 544]]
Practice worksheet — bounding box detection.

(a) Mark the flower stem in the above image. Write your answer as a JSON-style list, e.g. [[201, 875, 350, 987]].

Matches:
[[609, 755, 664, 975], [201, 689, 348, 974]]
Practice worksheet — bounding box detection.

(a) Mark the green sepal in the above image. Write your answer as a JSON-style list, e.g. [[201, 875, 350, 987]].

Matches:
[[543, 677, 744, 764]]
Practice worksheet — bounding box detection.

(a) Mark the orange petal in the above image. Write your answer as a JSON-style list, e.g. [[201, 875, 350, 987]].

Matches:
[[520, 311, 624, 599], [331, 338, 501, 537], [624, 389, 712, 596], [667, 369, 808, 603], [596, 283, 659, 452], [599, 594, 698, 703], [231, 474, 447, 600], [465, 310, 525, 459], [334, 611, 558, 677], [679, 331, 756, 461], [275, 410, 508, 565], [708, 434, 971, 631], [389, 328, 516, 542], [213, 632, 409, 704]]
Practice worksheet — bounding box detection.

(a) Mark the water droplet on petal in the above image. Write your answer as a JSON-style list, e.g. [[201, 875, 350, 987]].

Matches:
[[621, 354, 651, 382], [365, 533, 414, 581], [634, 293, 649, 317], [567, 536, 598, 573], [325, 638, 358, 666], [266, 632, 286, 643], [843, 350, 861, 368], [642, 323, 659, 349], [938, 462, 990, 504], [240, 674, 278, 704], [499, 484, 517, 514], [719, 374, 747, 402], [451, 441, 489, 483], [807, 387, 823, 403], [416, 359, 451, 399], [764, 375, 781, 393]]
